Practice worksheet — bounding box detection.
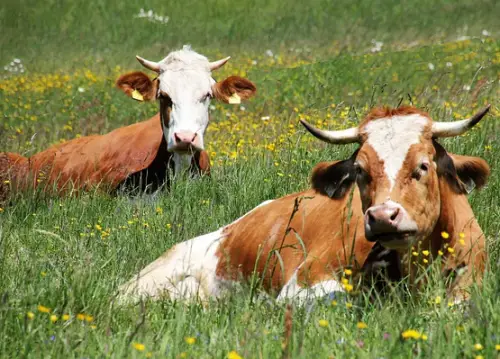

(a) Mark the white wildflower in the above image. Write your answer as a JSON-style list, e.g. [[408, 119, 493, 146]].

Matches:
[[370, 40, 383, 53], [239, 105, 246, 111], [481, 30, 490, 36], [265, 49, 274, 57], [261, 116, 270, 121], [428, 63, 435, 71], [446, 62, 453, 67], [78, 87, 85, 93], [463, 85, 471, 91]]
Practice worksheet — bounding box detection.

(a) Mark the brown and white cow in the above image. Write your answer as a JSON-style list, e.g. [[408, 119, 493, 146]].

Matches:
[[118, 105, 491, 304], [0, 46, 256, 200]]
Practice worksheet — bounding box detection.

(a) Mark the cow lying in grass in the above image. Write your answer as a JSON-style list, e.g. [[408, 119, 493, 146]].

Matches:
[[0, 46, 256, 202], [119, 105, 491, 304]]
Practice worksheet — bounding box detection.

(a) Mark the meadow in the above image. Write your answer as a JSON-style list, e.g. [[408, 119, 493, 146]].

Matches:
[[1, 0, 500, 357]]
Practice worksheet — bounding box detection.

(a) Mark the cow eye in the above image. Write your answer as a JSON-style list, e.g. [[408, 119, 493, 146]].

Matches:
[[413, 162, 429, 180], [201, 92, 212, 102]]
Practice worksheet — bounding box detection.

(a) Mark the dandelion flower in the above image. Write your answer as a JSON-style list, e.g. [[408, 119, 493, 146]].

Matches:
[[185, 336, 196, 345], [422, 250, 430, 256], [344, 269, 352, 276], [343, 283, 354, 292], [76, 313, 85, 321], [133, 342, 146, 351], [438, 250, 444, 256], [475, 356, 484, 359], [50, 315, 58, 323], [37, 305, 50, 313], [357, 322, 368, 329], [441, 231, 449, 239], [346, 302, 353, 309], [401, 329, 422, 340], [62, 314, 70, 321], [412, 251, 418, 257], [474, 343, 483, 351], [495, 344, 500, 351], [447, 247, 455, 254], [318, 319, 329, 327], [331, 300, 337, 306], [84, 314, 94, 322], [435, 296, 442, 304], [27, 311, 35, 319], [227, 350, 243, 359], [459, 232, 465, 239]]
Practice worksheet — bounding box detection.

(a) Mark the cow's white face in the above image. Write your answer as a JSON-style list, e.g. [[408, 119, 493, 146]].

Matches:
[[156, 62, 215, 153]]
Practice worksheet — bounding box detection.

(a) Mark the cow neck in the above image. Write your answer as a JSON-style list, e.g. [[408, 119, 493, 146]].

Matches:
[[159, 97, 194, 176], [398, 179, 484, 293]]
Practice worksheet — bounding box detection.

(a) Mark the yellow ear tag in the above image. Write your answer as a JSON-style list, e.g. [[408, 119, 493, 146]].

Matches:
[[228, 93, 241, 104], [131, 89, 144, 102]]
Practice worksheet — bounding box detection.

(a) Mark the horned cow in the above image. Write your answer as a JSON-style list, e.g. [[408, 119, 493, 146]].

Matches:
[[0, 46, 257, 200], [119, 104, 491, 304]]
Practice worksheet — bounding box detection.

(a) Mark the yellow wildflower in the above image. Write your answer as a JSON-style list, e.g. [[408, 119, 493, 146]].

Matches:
[[227, 350, 243, 359], [341, 278, 349, 285], [133, 342, 146, 351], [62, 314, 70, 321], [435, 296, 442, 304], [495, 344, 500, 351], [475, 356, 484, 359], [421, 334, 428, 341], [50, 315, 58, 323], [84, 314, 93, 322], [459, 232, 465, 239], [331, 300, 337, 306], [401, 329, 422, 340], [343, 283, 354, 292], [344, 269, 352, 276], [185, 337, 196, 345], [76, 313, 85, 321], [423, 259, 429, 264], [3, 180, 10, 184], [412, 251, 419, 257], [146, 353, 153, 358], [37, 305, 50, 313], [459, 239, 465, 246], [357, 322, 368, 329], [447, 247, 455, 254], [179, 352, 187, 358], [95, 224, 102, 231], [26, 311, 35, 319], [441, 231, 449, 239], [438, 250, 444, 256], [318, 319, 329, 327], [474, 343, 483, 351], [346, 302, 353, 309], [422, 250, 430, 256]]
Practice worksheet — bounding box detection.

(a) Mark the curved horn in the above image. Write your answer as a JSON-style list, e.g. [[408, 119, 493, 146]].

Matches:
[[136, 55, 160, 73], [300, 119, 359, 144], [432, 105, 491, 138], [209, 56, 231, 71]]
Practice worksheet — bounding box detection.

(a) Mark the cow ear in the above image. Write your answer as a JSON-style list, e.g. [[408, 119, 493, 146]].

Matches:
[[434, 140, 490, 194], [449, 153, 490, 192], [311, 151, 358, 199], [212, 76, 257, 104], [116, 71, 158, 101]]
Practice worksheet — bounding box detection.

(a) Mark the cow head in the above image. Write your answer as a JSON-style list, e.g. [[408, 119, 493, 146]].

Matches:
[[302, 105, 490, 250], [116, 46, 256, 167]]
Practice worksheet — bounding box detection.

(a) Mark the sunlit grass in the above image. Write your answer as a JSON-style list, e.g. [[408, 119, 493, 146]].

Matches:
[[1, 1, 500, 357]]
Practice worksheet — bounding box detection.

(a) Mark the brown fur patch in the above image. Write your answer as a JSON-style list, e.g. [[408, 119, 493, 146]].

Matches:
[[116, 71, 159, 101], [212, 76, 257, 103]]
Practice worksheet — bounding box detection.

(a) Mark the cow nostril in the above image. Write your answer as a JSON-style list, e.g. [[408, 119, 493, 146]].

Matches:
[[390, 208, 400, 221]]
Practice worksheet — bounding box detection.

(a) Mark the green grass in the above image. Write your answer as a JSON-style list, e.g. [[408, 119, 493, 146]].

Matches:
[[1, 0, 500, 358]]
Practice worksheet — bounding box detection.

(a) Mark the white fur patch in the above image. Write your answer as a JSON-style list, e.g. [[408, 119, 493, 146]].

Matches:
[[277, 265, 344, 304], [364, 114, 429, 189], [118, 199, 275, 303]]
